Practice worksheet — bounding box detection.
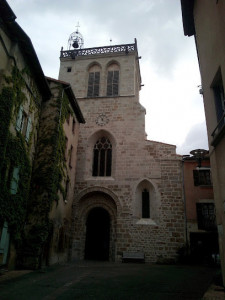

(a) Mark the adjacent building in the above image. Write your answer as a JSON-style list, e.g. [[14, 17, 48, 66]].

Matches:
[[59, 39, 185, 263], [19, 77, 85, 269], [183, 152, 218, 263], [181, 0, 225, 283], [0, 0, 85, 269], [0, 0, 51, 268]]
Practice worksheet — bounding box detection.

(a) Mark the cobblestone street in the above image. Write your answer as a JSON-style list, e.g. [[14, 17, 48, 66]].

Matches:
[[0, 261, 219, 300]]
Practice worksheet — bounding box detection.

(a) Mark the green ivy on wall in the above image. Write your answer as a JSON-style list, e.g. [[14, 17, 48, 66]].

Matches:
[[0, 65, 72, 268], [0, 67, 32, 244], [20, 84, 72, 268], [31, 85, 71, 203]]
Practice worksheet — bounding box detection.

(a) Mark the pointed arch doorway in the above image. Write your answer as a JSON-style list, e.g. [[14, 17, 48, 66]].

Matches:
[[85, 207, 110, 261]]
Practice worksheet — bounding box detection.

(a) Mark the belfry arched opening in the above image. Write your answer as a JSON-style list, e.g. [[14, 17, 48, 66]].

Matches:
[[85, 207, 110, 261]]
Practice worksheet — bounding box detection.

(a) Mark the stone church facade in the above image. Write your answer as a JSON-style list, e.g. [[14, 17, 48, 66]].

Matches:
[[59, 40, 185, 263]]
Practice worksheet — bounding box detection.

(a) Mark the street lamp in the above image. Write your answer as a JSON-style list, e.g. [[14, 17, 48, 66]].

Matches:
[[190, 149, 209, 168]]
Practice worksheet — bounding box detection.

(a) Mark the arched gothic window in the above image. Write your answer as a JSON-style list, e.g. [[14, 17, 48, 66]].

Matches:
[[106, 63, 119, 96], [142, 189, 150, 218], [87, 64, 101, 97], [92, 137, 112, 176]]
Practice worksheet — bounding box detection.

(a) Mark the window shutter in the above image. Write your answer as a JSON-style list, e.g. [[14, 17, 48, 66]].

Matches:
[[113, 70, 119, 96], [10, 167, 20, 195], [16, 106, 23, 131], [107, 71, 119, 96], [0, 222, 9, 249], [214, 85, 224, 122], [0, 221, 10, 264], [196, 203, 216, 230], [87, 72, 94, 97], [193, 170, 199, 186], [94, 72, 100, 96], [107, 71, 113, 96], [25, 116, 32, 142]]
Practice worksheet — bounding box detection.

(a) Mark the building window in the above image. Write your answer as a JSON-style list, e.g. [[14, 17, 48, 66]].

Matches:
[[64, 137, 68, 161], [87, 72, 100, 97], [92, 137, 112, 176], [193, 169, 212, 186], [66, 114, 70, 125], [107, 70, 119, 96], [72, 118, 76, 134], [213, 71, 225, 128], [142, 189, 150, 218], [10, 166, 20, 195], [196, 203, 216, 231], [16, 106, 32, 142], [65, 177, 70, 200], [69, 145, 73, 168], [67, 67, 72, 72]]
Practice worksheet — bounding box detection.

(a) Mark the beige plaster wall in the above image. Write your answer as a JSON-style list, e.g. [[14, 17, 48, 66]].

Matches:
[[193, 0, 225, 284]]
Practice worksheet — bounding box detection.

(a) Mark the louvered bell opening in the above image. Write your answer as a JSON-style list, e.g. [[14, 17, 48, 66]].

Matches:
[[87, 72, 94, 97], [107, 71, 113, 96], [113, 71, 119, 95], [94, 72, 100, 96]]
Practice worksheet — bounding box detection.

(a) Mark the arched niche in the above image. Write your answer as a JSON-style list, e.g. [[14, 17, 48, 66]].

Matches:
[[134, 179, 160, 225]]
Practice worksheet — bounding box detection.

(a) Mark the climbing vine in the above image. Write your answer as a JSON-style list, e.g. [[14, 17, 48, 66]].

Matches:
[[21, 84, 73, 267], [0, 65, 72, 268], [0, 66, 33, 244], [31, 85, 72, 203]]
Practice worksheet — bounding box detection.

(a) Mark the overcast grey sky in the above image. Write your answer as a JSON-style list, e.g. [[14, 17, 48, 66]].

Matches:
[[7, 0, 208, 155]]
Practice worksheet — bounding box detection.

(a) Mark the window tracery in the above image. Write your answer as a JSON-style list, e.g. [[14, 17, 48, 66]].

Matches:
[[92, 137, 112, 176]]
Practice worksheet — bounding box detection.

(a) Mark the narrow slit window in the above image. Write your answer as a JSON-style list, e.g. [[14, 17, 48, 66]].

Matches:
[[142, 189, 150, 218], [69, 145, 73, 168], [211, 69, 225, 135], [72, 118, 76, 134]]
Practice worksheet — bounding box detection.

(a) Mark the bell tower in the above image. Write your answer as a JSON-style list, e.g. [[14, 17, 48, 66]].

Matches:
[[58, 36, 184, 263], [58, 38, 146, 178], [59, 37, 142, 101], [67, 23, 84, 50]]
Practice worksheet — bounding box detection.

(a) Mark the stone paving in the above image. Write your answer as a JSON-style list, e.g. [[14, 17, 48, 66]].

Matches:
[[0, 261, 222, 300]]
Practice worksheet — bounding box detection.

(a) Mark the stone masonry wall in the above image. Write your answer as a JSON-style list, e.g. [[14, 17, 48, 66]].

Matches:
[[59, 47, 185, 263]]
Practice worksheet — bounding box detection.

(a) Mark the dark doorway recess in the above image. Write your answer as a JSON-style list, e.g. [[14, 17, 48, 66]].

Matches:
[[85, 207, 110, 261], [190, 232, 219, 264]]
